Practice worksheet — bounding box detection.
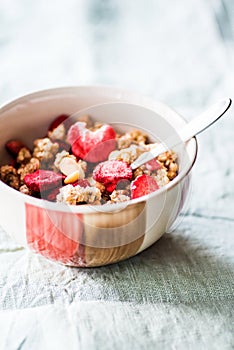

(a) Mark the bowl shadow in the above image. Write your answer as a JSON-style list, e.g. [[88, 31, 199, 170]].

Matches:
[[72, 229, 234, 305]]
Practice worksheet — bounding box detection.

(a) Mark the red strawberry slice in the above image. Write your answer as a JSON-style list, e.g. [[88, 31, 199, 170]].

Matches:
[[24, 170, 64, 192], [93, 160, 132, 192], [105, 183, 117, 193], [145, 159, 162, 171], [67, 122, 116, 162], [5, 140, 26, 157], [48, 114, 70, 131], [131, 174, 159, 199]]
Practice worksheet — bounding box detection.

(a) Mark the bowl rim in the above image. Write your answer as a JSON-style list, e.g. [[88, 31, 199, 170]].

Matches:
[[0, 85, 198, 213]]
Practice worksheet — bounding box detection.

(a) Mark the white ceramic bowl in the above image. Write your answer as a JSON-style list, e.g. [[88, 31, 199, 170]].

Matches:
[[0, 86, 197, 267]]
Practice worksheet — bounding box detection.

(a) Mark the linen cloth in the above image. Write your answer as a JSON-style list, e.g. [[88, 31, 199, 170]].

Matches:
[[0, 0, 234, 349]]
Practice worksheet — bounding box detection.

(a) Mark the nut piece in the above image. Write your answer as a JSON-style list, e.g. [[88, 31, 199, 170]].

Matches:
[[0, 165, 20, 189], [54, 151, 87, 178], [60, 158, 84, 177], [64, 170, 80, 184]]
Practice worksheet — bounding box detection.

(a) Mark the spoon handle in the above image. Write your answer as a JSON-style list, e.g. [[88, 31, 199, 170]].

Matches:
[[131, 98, 232, 170]]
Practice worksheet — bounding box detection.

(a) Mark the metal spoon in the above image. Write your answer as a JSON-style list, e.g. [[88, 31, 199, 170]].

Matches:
[[131, 98, 232, 170]]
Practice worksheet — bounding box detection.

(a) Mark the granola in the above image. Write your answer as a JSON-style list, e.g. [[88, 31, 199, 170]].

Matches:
[[33, 138, 59, 163], [57, 184, 101, 205], [0, 114, 178, 204]]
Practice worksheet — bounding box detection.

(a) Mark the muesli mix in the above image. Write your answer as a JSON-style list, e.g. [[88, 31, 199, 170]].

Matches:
[[0, 114, 178, 205]]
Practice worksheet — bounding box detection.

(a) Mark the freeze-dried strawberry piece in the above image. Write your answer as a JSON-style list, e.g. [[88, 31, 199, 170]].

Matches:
[[145, 159, 162, 171], [131, 174, 159, 199], [5, 140, 26, 157], [24, 170, 63, 192], [44, 187, 61, 201], [48, 114, 69, 131], [67, 122, 116, 162], [93, 160, 132, 192], [105, 183, 116, 193]]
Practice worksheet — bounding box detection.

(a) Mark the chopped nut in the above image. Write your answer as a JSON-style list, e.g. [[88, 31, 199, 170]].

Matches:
[[157, 153, 168, 162], [64, 170, 80, 184], [0, 165, 20, 189], [54, 150, 87, 178], [54, 151, 74, 167], [17, 147, 32, 164], [167, 171, 177, 180], [169, 162, 178, 173], [60, 157, 82, 176]]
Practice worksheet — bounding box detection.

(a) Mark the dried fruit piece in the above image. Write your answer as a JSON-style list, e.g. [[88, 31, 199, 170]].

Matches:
[[48, 114, 69, 131], [44, 187, 61, 201], [5, 140, 25, 157], [93, 160, 132, 192], [24, 170, 63, 192], [57, 140, 71, 152], [130, 174, 159, 199], [67, 122, 116, 162], [145, 159, 162, 171]]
